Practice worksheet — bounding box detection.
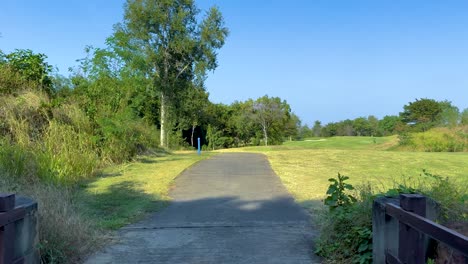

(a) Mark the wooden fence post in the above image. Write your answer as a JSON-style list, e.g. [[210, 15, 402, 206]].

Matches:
[[0, 193, 16, 264], [373, 197, 400, 264], [399, 194, 426, 264]]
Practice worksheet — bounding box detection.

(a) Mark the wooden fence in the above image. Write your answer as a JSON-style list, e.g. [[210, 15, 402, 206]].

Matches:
[[373, 194, 468, 264], [0, 193, 38, 264]]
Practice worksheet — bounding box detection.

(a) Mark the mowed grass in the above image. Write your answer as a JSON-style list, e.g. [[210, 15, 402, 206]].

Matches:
[[77, 151, 213, 229], [220, 137, 468, 211]]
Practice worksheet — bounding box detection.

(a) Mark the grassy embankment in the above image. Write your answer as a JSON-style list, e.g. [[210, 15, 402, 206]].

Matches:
[[0, 150, 212, 262], [220, 136, 468, 211], [77, 151, 214, 229]]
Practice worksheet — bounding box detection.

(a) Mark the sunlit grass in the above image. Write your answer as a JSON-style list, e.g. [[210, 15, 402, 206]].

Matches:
[[77, 151, 214, 229], [220, 136, 468, 211]]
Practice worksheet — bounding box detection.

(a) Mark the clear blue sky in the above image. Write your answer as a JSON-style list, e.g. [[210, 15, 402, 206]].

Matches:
[[1, 1, 467, 125]]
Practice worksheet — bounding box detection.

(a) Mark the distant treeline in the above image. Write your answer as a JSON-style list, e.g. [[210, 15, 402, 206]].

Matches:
[[300, 98, 467, 138]]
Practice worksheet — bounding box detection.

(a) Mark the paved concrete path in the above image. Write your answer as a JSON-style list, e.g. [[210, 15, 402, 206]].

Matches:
[[85, 153, 320, 264]]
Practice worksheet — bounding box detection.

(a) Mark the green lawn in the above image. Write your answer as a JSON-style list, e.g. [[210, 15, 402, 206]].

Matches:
[[220, 136, 468, 211], [76, 151, 214, 229]]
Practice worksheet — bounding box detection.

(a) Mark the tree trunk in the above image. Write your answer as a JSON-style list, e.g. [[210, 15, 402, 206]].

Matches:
[[191, 125, 195, 147], [160, 93, 166, 147], [263, 126, 268, 146]]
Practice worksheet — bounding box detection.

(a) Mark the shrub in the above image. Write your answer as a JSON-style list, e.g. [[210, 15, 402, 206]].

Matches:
[[96, 111, 160, 163], [315, 171, 467, 263], [35, 121, 98, 185], [0, 139, 36, 180], [397, 126, 467, 152], [0, 65, 37, 95], [315, 174, 372, 264]]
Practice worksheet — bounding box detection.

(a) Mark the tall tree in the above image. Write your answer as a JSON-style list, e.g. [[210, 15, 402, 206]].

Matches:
[[284, 113, 300, 141], [353, 117, 371, 136], [252, 95, 291, 146], [437, 100, 459, 127], [367, 115, 379, 136], [378, 115, 400, 135], [176, 85, 209, 147], [400, 98, 442, 131], [110, 0, 228, 147], [312, 120, 322, 137], [461, 108, 468, 126]]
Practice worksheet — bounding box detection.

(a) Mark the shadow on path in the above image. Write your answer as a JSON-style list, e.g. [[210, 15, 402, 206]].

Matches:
[[85, 153, 323, 263]]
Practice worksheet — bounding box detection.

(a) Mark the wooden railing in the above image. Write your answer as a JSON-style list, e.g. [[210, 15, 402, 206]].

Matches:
[[373, 194, 468, 264], [0, 193, 27, 264]]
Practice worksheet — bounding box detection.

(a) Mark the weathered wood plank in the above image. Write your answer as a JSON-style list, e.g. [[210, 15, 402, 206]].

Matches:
[[398, 194, 426, 264], [385, 252, 403, 264], [0, 208, 26, 227], [386, 203, 468, 256], [0, 223, 15, 264], [0, 194, 15, 213]]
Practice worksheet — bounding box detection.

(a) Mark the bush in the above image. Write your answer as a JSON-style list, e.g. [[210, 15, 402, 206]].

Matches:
[[315, 174, 373, 264], [96, 111, 160, 163], [397, 126, 467, 152], [35, 121, 98, 184], [315, 171, 467, 263], [0, 65, 37, 95]]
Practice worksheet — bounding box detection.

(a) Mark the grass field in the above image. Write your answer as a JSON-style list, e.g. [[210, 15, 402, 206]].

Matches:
[[220, 136, 468, 211], [76, 151, 213, 229], [75, 136, 468, 227]]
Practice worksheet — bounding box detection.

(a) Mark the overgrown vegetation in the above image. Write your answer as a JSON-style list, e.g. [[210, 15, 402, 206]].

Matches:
[[315, 171, 467, 263], [396, 126, 467, 152], [2, 0, 467, 263], [0, 0, 224, 261]]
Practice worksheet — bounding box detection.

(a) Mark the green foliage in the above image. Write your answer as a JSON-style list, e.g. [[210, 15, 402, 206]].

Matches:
[[252, 95, 292, 146], [0, 49, 53, 95], [317, 176, 372, 263], [110, 0, 228, 147], [324, 173, 356, 210], [312, 120, 322, 137], [35, 121, 98, 185], [419, 170, 467, 221], [400, 98, 443, 131], [398, 130, 413, 146], [0, 64, 37, 95], [437, 100, 460, 128], [461, 108, 468, 125], [397, 126, 467, 152], [316, 170, 467, 264], [378, 115, 401, 136]]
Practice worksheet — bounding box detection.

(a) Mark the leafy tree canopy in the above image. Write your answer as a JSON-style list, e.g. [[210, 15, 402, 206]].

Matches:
[[400, 98, 442, 131]]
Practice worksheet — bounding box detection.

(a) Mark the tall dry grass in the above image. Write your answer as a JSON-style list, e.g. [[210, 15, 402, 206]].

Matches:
[[0, 175, 105, 263]]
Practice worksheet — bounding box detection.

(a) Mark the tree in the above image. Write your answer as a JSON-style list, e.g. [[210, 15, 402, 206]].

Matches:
[[0, 49, 53, 95], [367, 115, 379, 136], [321, 122, 338, 137], [284, 113, 300, 141], [252, 95, 290, 146], [176, 85, 209, 147], [110, 0, 228, 147], [312, 120, 322, 137], [337, 119, 354, 136], [461, 108, 468, 126], [299, 125, 313, 139], [353, 117, 371, 136], [400, 98, 442, 131], [437, 100, 459, 127], [378, 115, 400, 135]]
